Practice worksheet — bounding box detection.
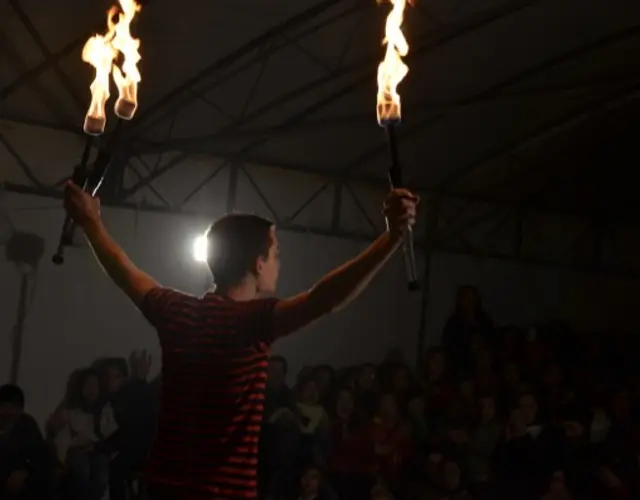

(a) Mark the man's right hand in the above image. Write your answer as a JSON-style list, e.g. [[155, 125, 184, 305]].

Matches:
[[383, 188, 419, 238], [64, 181, 101, 229]]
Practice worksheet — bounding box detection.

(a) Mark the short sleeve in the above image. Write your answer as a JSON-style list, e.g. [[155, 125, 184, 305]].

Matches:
[[235, 297, 279, 346], [141, 287, 194, 328]]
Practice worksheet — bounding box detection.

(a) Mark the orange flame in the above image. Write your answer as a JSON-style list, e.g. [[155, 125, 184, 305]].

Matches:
[[81, 7, 119, 135], [376, 0, 410, 124], [81, 0, 142, 135], [112, 0, 142, 120]]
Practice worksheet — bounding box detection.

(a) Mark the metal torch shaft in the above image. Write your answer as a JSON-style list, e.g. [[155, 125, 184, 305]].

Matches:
[[385, 123, 419, 291], [52, 121, 122, 265]]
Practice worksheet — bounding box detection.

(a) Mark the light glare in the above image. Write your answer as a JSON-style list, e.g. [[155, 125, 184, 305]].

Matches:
[[193, 234, 208, 263]]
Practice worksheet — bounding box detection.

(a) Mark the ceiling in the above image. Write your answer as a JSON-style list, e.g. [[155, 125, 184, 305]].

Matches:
[[2, 0, 640, 219]]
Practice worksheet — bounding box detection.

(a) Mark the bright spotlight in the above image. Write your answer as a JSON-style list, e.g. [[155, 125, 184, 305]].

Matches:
[[193, 234, 208, 263]]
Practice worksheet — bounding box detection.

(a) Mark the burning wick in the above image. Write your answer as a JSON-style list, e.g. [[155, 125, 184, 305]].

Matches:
[[81, 0, 142, 134], [376, 0, 410, 127]]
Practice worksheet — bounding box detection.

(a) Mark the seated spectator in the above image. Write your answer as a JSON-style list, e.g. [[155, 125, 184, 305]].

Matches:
[[442, 285, 493, 374], [265, 355, 296, 420], [439, 457, 472, 500], [263, 356, 301, 499], [420, 347, 453, 417], [367, 393, 412, 490], [355, 364, 379, 417], [94, 356, 154, 500], [406, 391, 429, 449], [294, 465, 335, 500], [468, 394, 501, 484], [313, 365, 337, 408], [296, 378, 329, 466], [328, 388, 372, 499], [52, 368, 116, 500], [0, 384, 53, 500], [388, 364, 413, 408]]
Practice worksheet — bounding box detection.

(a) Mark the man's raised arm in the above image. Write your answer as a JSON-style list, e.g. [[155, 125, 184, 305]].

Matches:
[[64, 182, 158, 307], [273, 188, 418, 339]]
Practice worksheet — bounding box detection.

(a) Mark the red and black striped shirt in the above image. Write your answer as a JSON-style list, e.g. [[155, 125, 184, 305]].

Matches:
[[142, 288, 277, 499]]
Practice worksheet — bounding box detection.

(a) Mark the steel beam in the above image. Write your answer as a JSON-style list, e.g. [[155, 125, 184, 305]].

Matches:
[[8, 0, 84, 111], [130, 0, 362, 135], [137, 0, 543, 154], [3, 179, 640, 280], [341, 23, 640, 178]]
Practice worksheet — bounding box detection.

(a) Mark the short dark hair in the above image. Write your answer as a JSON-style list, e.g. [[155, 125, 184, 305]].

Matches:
[[0, 384, 25, 408], [269, 355, 288, 374], [206, 214, 273, 289]]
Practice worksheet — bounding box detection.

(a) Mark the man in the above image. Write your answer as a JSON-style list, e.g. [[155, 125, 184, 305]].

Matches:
[[92, 358, 155, 500], [63, 182, 418, 499], [0, 385, 52, 500]]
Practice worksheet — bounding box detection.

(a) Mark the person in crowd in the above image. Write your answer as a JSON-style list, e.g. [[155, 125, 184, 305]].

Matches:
[[368, 393, 412, 491], [468, 394, 501, 485], [355, 364, 379, 417], [262, 355, 300, 499], [420, 347, 453, 417], [63, 179, 418, 500], [51, 368, 116, 500], [0, 384, 53, 500], [442, 286, 493, 373], [296, 378, 330, 467], [328, 388, 372, 499], [294, 465, 335, 500], [93, 356, 155, 500], [313, 366, 337, 409]]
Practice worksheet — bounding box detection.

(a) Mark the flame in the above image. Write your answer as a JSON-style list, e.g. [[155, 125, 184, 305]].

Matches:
[[81, 7, 119, 135], [376, 0, 410, 124], [111, 0, 142, 120], [81, 0, 142, 135]]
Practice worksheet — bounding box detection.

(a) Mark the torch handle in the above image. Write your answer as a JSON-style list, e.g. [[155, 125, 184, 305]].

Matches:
[[386, 125, 419, 291], [52, 123, 122, 266]]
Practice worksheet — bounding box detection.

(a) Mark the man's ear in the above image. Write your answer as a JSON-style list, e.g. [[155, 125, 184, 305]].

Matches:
[[255, 254, 266, 277]]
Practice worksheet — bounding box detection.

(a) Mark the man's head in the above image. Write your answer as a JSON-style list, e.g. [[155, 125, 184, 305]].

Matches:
[[267, 355, 288, 389], [0, 384, 25, 433], [206, 214, 279, 295], [101, 358, 128, 395]]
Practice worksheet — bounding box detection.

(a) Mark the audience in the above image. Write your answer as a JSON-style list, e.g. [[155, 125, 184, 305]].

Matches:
[[6, 285, 640, 499]]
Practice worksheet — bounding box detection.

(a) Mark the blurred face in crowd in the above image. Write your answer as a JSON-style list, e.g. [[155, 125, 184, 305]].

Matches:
[[479, 396, 496, 424], [475, 349, 492, 373], [105, 365, 126, 394], [407, 395, 426, 420], [267, 359, 287, 389], [336, 389, 355, 420], [357, 365, 376, 392], [300, 467, 321, 496], [518, 394, 538, 425], [391, 366, 410, 392], [428, 352, 445, 381], [0, 402, 22, 434], [378, 394, 398, 425], [300, 380, 319, 405], [82, 374, 100, 404], [504, 362, 520, 388], [442, 460, 461, 491], [459, 379, 474, 399], [314, 367, 334, 396], [545, 364, 564, 389], [611, 390, 630, 420], [457, 286, 479, 316]]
